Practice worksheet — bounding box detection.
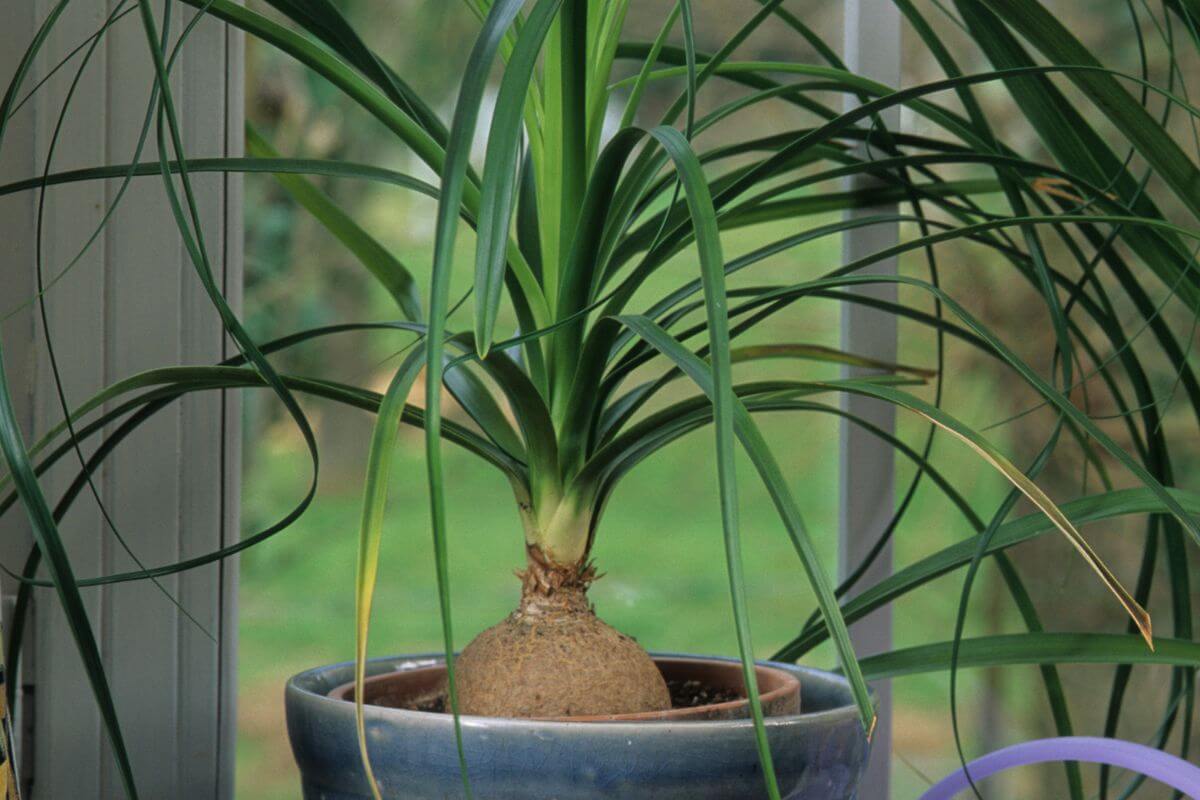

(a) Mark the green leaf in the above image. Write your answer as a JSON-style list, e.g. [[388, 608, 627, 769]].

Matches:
[[0, 156, 441, 201], [28, 0, 217, 649], [990, 554, 1082, 798], [1, 365, 526, 589], [583, 378, 922, 487], [826, 378, 1151, 646], [422, 3, 532, 796], [950, 1, 1200, 315], [553, 127, 648, 436], [443, 358, 528, 463], [616, 3, 679, 130], [354, 348, 426, 800], [776, 488, 1200, 662], [134, 0, 327, 633], [0, 155, 443, 324], [626, 125, 782, 799], [176, 0, 448, 179], [585, 0, 629, 163], [0, 4, 139, 796], [619, 315, 877, 746], [539, 0, 588, 306], [0, 352, 139, 798], [735, 257, 1200, 545], [245, 125, 423, 321], [979, 0, 1200, 219], [474, 0, 563, 355], [858, 634, 1200, 681], [597, 344, 929, 445], [257, 0, 450, 146]]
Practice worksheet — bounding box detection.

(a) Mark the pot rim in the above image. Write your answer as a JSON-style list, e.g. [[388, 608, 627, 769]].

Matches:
[[288, 652, 876, 731], [325, 656, 801, 722]]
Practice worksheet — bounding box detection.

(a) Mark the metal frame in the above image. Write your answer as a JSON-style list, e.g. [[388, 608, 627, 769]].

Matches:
[[840, 1, 902, 797], [0, 3, 242, 797]]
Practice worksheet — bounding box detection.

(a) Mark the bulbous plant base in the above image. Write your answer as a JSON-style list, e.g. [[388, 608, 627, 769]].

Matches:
[[454, 548, 671, 718]]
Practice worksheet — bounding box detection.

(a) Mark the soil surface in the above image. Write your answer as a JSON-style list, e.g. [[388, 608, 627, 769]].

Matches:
[[406, 694, 446, 713], [392, 678, 741, 714], [665, 678, 741, 708]]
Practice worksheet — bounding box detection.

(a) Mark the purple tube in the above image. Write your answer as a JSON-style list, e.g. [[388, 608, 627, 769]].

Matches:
[[919, 737, 1200, 799]]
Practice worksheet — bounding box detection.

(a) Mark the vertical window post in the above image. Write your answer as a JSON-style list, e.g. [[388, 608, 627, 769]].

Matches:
[[840, 1, 902, 797]]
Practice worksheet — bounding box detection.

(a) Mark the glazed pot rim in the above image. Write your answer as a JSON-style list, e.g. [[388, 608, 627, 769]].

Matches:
[[288, 652, 876, 730]]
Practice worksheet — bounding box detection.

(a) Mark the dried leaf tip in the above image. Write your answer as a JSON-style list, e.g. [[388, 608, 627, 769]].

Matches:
[[1137, 612, 1154, 652], [1122, 595, 1154, 651]]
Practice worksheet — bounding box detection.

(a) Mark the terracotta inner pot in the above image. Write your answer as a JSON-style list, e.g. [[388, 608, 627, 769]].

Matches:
[[328, 656, 801, 722]]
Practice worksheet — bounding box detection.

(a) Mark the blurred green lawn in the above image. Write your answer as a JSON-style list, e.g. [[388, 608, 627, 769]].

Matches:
[[236, 217, 1027, 797]]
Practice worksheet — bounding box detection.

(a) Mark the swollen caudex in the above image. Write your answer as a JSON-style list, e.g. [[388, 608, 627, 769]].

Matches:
[[454, 546, 670, 718]]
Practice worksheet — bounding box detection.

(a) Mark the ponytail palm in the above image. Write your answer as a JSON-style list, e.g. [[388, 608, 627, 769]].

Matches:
[[1, 1, 1199, 798]]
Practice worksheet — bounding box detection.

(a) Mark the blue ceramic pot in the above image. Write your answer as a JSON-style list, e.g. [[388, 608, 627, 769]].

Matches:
[[286, 653, 873, 799]]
